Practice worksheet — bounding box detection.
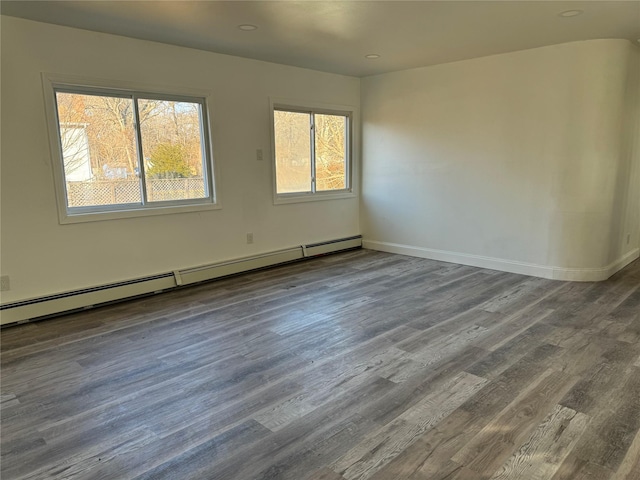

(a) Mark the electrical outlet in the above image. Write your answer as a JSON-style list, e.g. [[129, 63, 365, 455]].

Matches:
[[246, 233, 254, 244], [256, 149, 263, 161], [627, 233, 631, 245], [0, 275, 10, 292]]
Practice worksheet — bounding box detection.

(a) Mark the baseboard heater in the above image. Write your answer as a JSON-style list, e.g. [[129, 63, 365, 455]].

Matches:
[[0, 236, 362, 326]]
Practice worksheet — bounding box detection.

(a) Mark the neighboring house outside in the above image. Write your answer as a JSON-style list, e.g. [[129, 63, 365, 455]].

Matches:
[[60, 123, 92, 182]]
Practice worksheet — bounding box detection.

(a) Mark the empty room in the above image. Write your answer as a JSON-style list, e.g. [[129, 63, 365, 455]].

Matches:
[[1, 1, 639, 479]]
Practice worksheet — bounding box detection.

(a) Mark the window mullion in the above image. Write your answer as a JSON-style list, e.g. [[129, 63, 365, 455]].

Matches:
[[345, 115, 351, 190], [310, 112, 316, 193], [131, 94, 148, 205]]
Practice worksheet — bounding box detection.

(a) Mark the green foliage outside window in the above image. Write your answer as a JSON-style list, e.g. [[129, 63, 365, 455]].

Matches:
[[147, 143, 192, 178]]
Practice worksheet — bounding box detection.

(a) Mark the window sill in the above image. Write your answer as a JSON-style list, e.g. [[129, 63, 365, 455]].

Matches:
[[273, 190, 356, 205], [59, 201, 221, 224]]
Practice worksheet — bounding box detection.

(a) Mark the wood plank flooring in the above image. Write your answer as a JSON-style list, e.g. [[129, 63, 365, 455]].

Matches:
[[1, 249, 639, 480]]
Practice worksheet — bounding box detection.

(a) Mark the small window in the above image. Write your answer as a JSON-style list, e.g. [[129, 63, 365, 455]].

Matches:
[[44, 77, 217, 222], [272, 105, 352, 201]]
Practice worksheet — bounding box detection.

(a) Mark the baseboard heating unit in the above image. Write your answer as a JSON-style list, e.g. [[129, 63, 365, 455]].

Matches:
[[0, 235, 362, 326]]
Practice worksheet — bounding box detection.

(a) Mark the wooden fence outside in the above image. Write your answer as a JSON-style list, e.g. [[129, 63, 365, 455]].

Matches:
[[66, 178, 206, 207]]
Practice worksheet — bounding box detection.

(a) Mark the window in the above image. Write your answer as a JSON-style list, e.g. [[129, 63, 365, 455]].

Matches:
[[43, 75, 217, 223], [272, 104, 353, 202]]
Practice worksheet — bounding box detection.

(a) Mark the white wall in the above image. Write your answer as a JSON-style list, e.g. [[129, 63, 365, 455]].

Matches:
[[0, 16, 360, 303], [2, 17, 637, 307], [361, 39, 640, 280], [619, 46, 640, 256]]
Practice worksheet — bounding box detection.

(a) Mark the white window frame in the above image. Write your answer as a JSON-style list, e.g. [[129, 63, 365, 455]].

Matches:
[[270, 98, 357, 205], [42, 73, 221, 224]]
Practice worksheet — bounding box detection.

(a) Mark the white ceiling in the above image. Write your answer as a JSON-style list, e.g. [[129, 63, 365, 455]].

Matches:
[[2, 1, 639, 77]]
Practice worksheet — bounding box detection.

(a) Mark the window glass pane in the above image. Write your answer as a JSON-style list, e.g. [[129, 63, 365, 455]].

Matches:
[[138, 99, 208, 202], [274, 110, 312, 193], [55, 92, 141, 207], [315, 113, 347, 191]]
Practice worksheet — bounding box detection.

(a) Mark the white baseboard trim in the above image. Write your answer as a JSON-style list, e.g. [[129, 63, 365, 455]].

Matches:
[[363, 240, 639, 282], [0, 236, 362, 326]]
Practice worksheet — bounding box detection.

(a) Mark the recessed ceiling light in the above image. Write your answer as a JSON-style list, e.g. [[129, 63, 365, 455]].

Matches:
[[559, 10, 583, 17], [238, 24, 258, 31], [365, 54, 381, 59]]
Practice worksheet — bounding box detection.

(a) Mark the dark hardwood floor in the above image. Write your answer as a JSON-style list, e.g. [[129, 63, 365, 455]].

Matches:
[[1, 249, 639, 480]]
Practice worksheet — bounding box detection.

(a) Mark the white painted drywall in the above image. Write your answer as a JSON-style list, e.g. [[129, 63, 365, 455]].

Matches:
[[623, 46, 640, 253], [614, 44, 640, 263], [0, 16, 360, 303], [361, 39, 640, 280], [2, 16, 637, 305]]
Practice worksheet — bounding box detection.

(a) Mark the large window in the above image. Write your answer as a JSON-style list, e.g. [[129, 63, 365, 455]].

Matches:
[[44, 76, 217, 222], [272, 104, 352, 201]]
